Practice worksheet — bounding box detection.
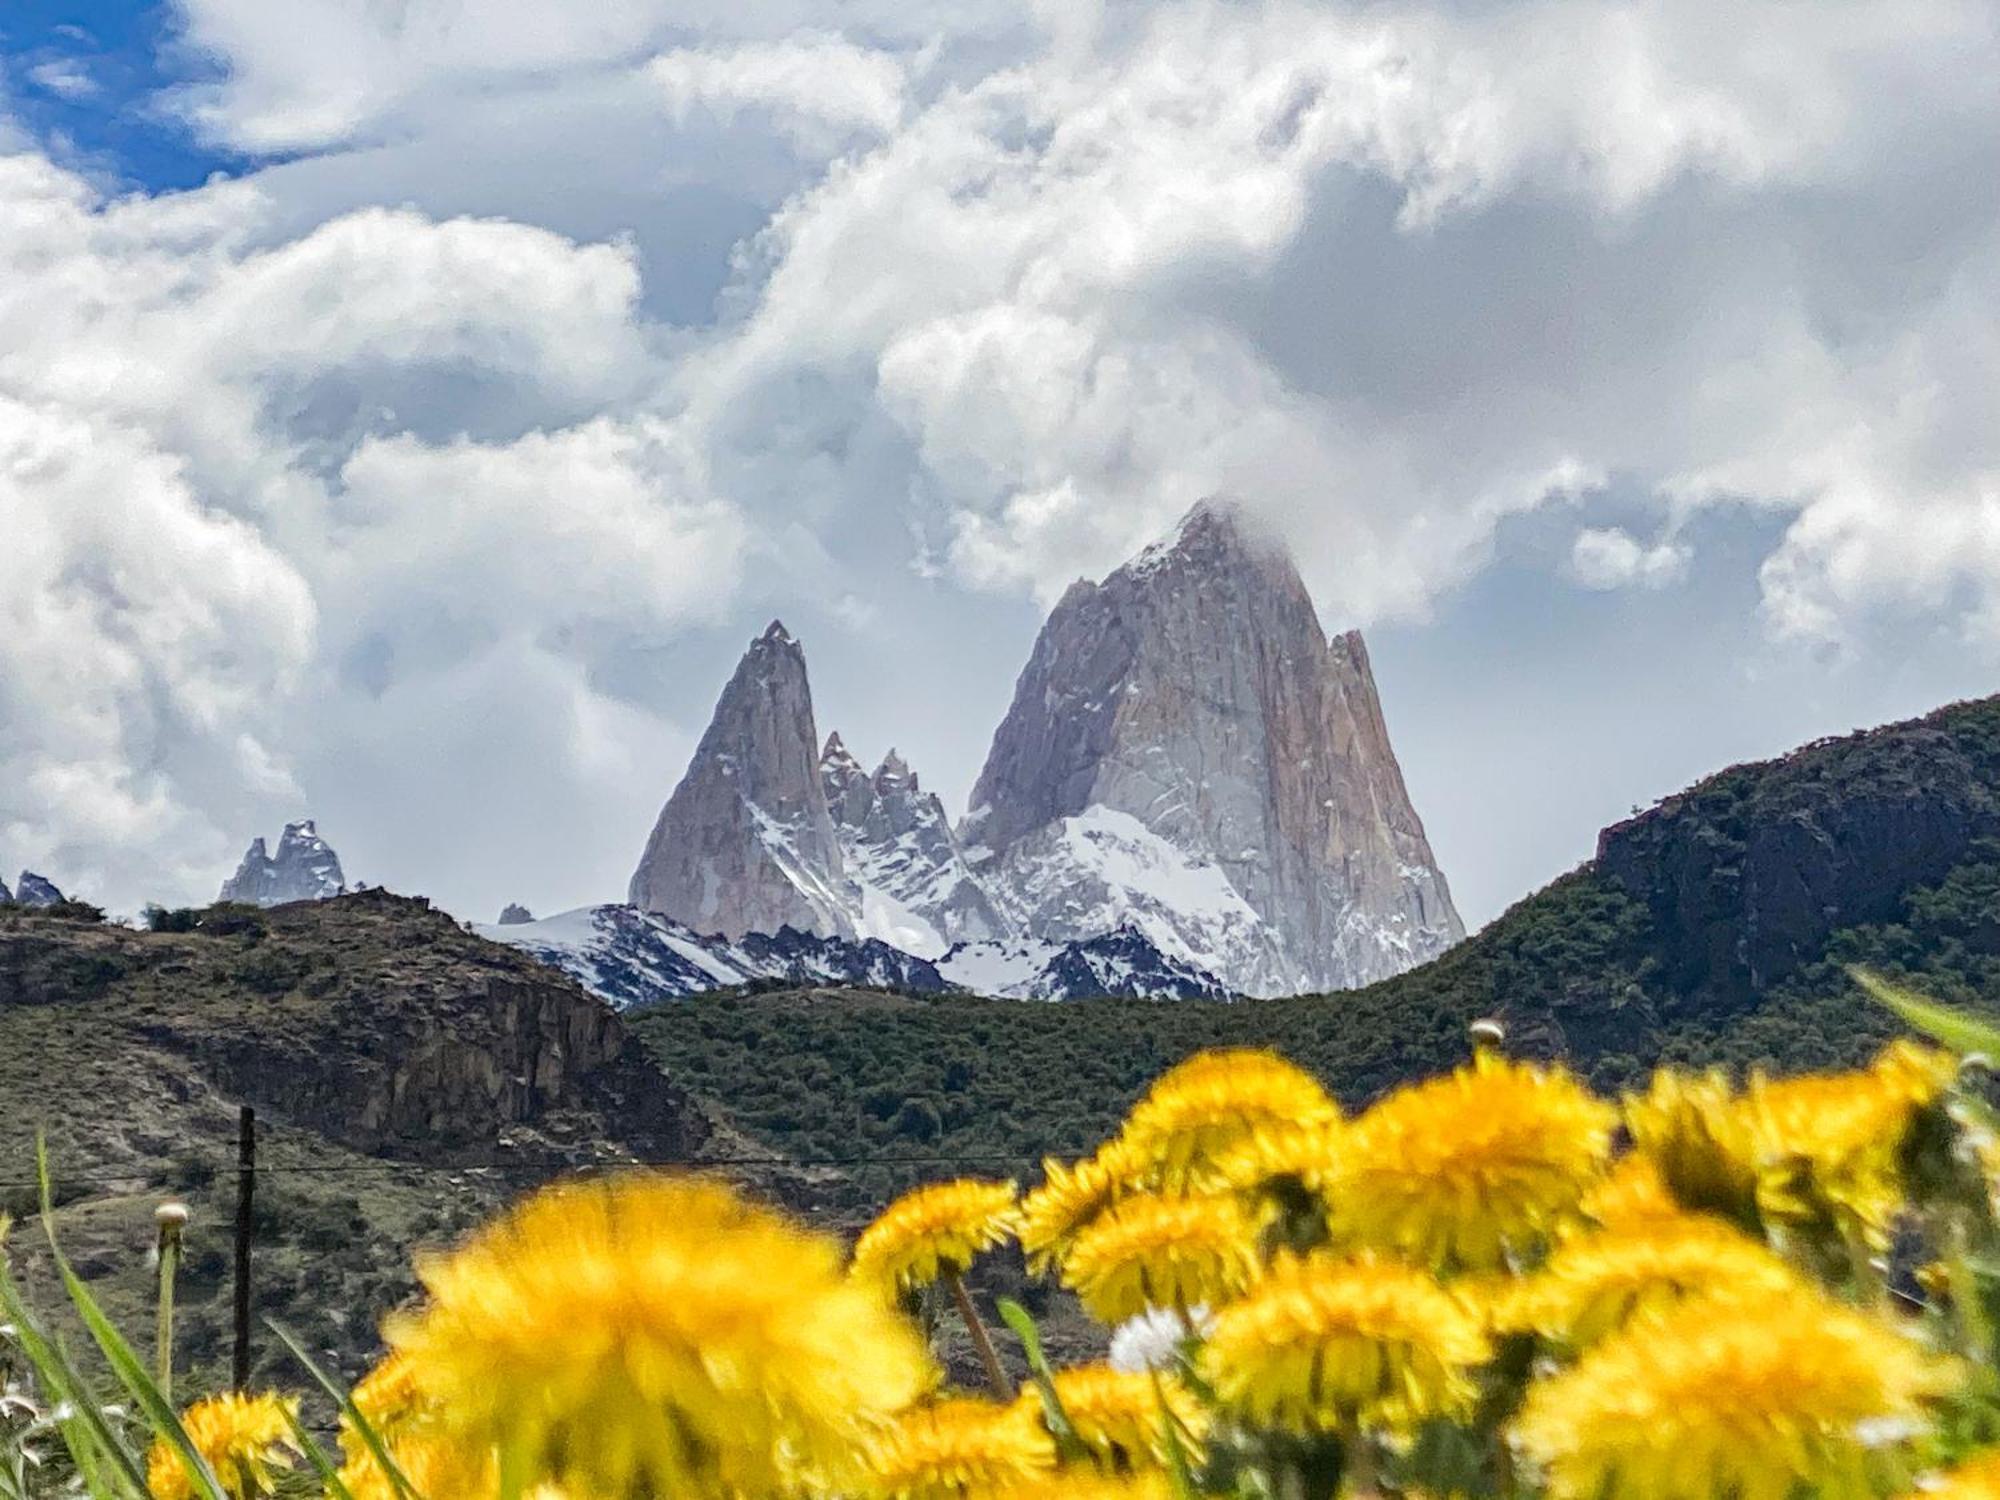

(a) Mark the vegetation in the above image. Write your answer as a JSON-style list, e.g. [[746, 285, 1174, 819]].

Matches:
[[10, 984, 2000, 1500]]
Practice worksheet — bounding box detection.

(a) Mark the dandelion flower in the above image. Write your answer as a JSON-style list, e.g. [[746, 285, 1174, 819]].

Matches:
[[1061, 1190, 1260, 1324], [385, 1172, 933, 1500], [1201, 1253, 1488, 1435], [1514, 1289, 1950, 1500], [864, 1396, 1055, 1499], [1750, 1042, 1955, 1241], [1119, 1049, 1340, 1189], [1003, 1474, 1175, 1500], [147, 1392, 299, 1500], [1020, 1364, 1207, 1470], [1623, 1069, 1763, 1227], [1020, 1144, 1138, 1272], [1326, 1053, 1616, 1270], [852, 1178, 1021, 1293], [1568, 1155, 1686, 1236], [1504, 1216, 1806, 1346]]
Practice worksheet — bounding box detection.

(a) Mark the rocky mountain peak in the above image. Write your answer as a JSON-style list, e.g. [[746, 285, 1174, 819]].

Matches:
[[629, 623, 854, 940], [219, 820, 347, 907], [875, 748, 915, 792], [497, 902, 534, 925], [820, 731, 863, 778], [963, 502, 1462, 995], [14, 872, 64, 907], [0, 873, 10, 904]]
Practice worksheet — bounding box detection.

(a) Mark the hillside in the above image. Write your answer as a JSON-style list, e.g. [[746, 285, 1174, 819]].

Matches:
[[632, 692, 2000, 1181], [0, 890, 717, 1391]]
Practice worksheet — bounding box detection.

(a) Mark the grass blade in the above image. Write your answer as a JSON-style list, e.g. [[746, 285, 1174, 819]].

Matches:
[[265, 1320, 421, 1500], [1853, 968, 2000, 1056], [996, 1298, 1077, 1447], [33, 1141, 224, 1500]]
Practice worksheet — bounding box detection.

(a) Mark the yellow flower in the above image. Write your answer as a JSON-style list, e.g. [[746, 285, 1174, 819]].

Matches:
[[1020, 1143, 1139, 1273], [1060, 1190, 1260, 1324], [1567, 1155, 1686, 1237], [852, 1178, 1021, 1292], [1623, 1069, 1763, 1226], [1118, 1049, 1340, 1190], [864, 1396, 1055, 1499], [1913, 1448, 2000, 1500], [1503, 1215, 1806, 1346], [385, 1172, 933, 1500], [1201, 1253, 1488, 1435], [1212, 1117, 1346, 1199], [1514, 1290, 1950, 1500], [1325, 1053, 1616, 1270], [1750, 1042, 1955, 1242], [147, 1392, 299, 1500], [1019, 1364, 1207, 1471], [1002, 1474, 1176, 1500]]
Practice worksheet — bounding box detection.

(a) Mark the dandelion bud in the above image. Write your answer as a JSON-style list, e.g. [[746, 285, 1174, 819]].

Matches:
[[1469, 1018, 1507, 1050], [1959, 1052, 1993, 1082], [155, 1201, 190, 1229]]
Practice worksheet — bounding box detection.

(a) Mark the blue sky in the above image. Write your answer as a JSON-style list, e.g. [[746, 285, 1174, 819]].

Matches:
[[1, 0, 1997, 930]]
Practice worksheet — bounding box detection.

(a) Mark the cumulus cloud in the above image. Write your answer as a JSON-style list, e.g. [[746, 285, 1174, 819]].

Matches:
[[1570, 527, 1691, 590], [4, 0, 1999, 920]]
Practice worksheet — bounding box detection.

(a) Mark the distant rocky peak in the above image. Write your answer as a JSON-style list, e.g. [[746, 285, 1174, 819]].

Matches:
[[220, 821, 347, 907], [497, 902, 534, 925], [0, 873, 11, 904], [874, 748, 915, 793], [14, 872, 64, 907], [1120, 498, 1285, 582], [820, 731, 863, 778]]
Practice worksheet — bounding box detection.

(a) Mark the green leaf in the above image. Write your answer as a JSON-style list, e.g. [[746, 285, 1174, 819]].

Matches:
[[265, 1320, 422, 1500], [282, 1402, 358, 1500], [1853, 968, 2000, 1056], [995, 1299, 1077, 1449], [34, 1140, 224, 1500], [1151, 1369, 1201, 1500]]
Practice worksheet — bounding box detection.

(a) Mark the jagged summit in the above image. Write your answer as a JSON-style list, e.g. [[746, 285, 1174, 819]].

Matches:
[[962, 502, 1462, 994], [220, 820, 347, 907], [625, 505, 1460, 995], [13, 872, 64, 907]]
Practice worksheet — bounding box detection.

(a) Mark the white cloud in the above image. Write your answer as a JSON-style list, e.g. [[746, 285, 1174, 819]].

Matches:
[[1570, 527, 1691, 590], [27, 58, 98, 101], [649, 36, 911, 151]]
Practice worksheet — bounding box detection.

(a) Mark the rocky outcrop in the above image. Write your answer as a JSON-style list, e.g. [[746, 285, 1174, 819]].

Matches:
[[14, 872, 63, 907], [219, 821, 346, 906], [498, 903, 535, 925], [629, 621, 858, 939], [963, 500, 1463, 995]]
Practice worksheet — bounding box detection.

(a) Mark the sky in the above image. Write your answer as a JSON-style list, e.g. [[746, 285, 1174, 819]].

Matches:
[[0, 1, 1996, 931]]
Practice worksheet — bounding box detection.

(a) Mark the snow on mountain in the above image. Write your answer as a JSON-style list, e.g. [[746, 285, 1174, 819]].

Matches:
[[480, 903, 1229, 1007], [219, 820, 347, 906]]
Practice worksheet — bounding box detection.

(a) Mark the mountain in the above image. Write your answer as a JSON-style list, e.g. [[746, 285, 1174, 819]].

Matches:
[[497, 903, 535, 925], [1, 890, 712, 1391], [625, 505, 1458, 994], [479, 904, 1231, 1005], [963, 500, 1462, 995], [219, 820, 347, 906], [0, 874, 9, 903], [13, 872, 64, 907]]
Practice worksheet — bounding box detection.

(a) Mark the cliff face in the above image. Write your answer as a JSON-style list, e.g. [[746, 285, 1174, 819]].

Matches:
[[219, 820, 347, 906], [963, 501, 1463, 995], [628, 621, 857, 939], [1594, 719, 2000, 1005]]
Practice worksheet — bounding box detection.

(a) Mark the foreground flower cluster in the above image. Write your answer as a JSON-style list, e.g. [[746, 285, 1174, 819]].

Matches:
[[16, 977, 2000, 1500]]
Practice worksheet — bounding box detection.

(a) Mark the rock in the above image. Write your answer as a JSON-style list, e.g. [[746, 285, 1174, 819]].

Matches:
[[629, 621, 858, 939], [962, 500, 1463, 995], [0, 873, 11, 904], [14, 872, 64, 907], [219, 821, 347, 907], [497, 903, 535, 925]]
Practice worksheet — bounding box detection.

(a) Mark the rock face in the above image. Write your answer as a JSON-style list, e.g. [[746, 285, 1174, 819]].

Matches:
[[0, 874, 12, 904], [630, 621, 858, 940], [220, 821, 346, 906], [963, 501, 1463, 995], [14, 873, 64, 907]]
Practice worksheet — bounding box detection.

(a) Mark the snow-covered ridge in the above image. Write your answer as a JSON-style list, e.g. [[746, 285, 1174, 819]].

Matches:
[[478, 904, 1232, 1006]]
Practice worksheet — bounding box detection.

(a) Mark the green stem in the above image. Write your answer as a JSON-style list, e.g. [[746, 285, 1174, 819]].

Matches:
[[945, 1270, 1011, 1400], [155, 1227, 180, 1401]]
